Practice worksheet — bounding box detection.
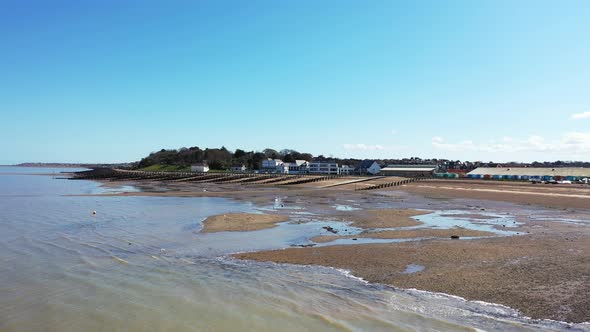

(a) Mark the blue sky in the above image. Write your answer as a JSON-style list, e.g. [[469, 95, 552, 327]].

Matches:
[[1, 0, 589, 164]]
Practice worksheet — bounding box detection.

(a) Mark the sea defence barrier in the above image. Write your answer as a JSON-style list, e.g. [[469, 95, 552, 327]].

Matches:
[[70, 168, 348, 186]]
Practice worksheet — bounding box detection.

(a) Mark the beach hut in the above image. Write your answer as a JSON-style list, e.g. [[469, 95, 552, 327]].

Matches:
[[483, 174, 491, 180], [521, 175, 530, 180], [566, 176, 577, 181], [492, 175, 502, 180], [542, 175, 553, 181]]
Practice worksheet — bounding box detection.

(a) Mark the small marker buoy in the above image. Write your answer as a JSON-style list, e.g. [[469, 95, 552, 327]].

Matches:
[[92, 211, 97, 215]]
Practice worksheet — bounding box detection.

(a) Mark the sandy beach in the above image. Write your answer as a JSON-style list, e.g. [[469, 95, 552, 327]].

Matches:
[[311, 228, 496, 243], [236, 228, 590, 323], [342, 208, 427, 228], [399, 179, 590, 209], [201, 213, 290, 232]]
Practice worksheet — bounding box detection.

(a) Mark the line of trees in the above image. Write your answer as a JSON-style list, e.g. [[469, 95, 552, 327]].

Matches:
[[136, 146, 590, 171], [136, 147, 318, 170]]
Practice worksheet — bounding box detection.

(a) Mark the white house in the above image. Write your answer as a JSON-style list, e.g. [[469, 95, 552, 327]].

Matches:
[[230, 164, 247, 172], [191, 163, 209, 173], [276, 163, 290, 174], [261, 159, 283, 172], [284, 160, 309, 174], [356, 160, 381, 175], [309, 161, 339, 175], [339, 165, 354, 175]]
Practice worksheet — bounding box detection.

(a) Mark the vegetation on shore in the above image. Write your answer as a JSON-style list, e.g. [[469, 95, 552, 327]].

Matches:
[[137, 164, 191, 172], [137, 147, 320, 171], [136, 146, 590, 172]]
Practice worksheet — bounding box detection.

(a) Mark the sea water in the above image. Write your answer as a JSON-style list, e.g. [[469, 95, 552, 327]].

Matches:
[[0, 167, 585, 331]]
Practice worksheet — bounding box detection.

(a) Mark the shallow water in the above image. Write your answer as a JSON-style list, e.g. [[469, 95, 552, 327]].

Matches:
[[0, 167, 586, 331]]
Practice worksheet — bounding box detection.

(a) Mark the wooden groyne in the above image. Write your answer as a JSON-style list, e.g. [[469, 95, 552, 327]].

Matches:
[[355, 175, 431, 191], [70, 168, 343, 186], [70, 168, 421, 190]]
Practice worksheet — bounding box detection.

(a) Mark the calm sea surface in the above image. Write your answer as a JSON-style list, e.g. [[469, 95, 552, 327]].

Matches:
[[0, 167, 584, 331]]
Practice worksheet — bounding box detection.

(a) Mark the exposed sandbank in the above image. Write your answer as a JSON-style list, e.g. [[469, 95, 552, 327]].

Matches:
[[311, 228, 496, 243], [201, 213, 290, 232], [345, 209, 427, 228]]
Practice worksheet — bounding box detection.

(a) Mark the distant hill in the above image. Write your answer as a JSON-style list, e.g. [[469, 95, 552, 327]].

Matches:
[[15, 162, 135, 168]]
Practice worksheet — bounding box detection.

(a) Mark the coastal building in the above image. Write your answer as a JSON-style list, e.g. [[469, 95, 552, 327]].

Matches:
[[230, 164, 247, 172], [285, 160, 309, 174], [261, 159, 310, 174], [380, 164, 437, 177], [191, 163, 210, 173], [339, 165, 354, 175], [309, 161, 339, 175], [261, 159, 283, 172], [356, 160, 381, 175], [467, 167, 590, 181]]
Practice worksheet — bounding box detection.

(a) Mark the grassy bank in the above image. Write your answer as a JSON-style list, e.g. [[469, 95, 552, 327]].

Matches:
[[137, 164, 191, 172]]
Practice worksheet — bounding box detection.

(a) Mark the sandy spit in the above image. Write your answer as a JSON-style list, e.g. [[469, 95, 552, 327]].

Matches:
[[346, 209, 428, 228], [201, 213, 290, 232], [311, 228, 496, 243]]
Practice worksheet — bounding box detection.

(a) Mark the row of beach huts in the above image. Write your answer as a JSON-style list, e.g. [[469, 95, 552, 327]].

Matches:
[[436, 167, 590, 182]]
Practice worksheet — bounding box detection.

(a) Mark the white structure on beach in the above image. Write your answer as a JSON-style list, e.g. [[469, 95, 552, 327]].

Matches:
[[230, 164, 247, 172], [466, 167, 590, 181], [309, 161, 339, 175], [261, 159, 311, 174], [261, 159, 283, 171], [286, 160, 309, 174], [356, 160, 381, 175], [191, 163, 209, 173], [339, 165, 354, 175]]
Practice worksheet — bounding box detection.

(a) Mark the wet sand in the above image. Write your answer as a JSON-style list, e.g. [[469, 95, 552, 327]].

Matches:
[[311, 228, 496, 243], [201, 213, 290, 232], [343, 208, 427, 228], [84, 177, 590, 323], [400, 180, 590, 209], [236, 227, 590, 323]]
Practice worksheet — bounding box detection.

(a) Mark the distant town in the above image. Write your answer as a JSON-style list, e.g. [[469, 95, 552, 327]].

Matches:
[[14, 146, 590, 182], [24, 146, 585, 184]]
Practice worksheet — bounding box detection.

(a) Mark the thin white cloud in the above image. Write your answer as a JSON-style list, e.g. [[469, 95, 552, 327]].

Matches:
[[571, 111, 590, 119], [432, 132, 590, 154], [343, 143, 385, 151]]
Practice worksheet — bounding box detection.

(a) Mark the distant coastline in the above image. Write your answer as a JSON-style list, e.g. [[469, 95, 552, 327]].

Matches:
[[11, 162, 134, 168]]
